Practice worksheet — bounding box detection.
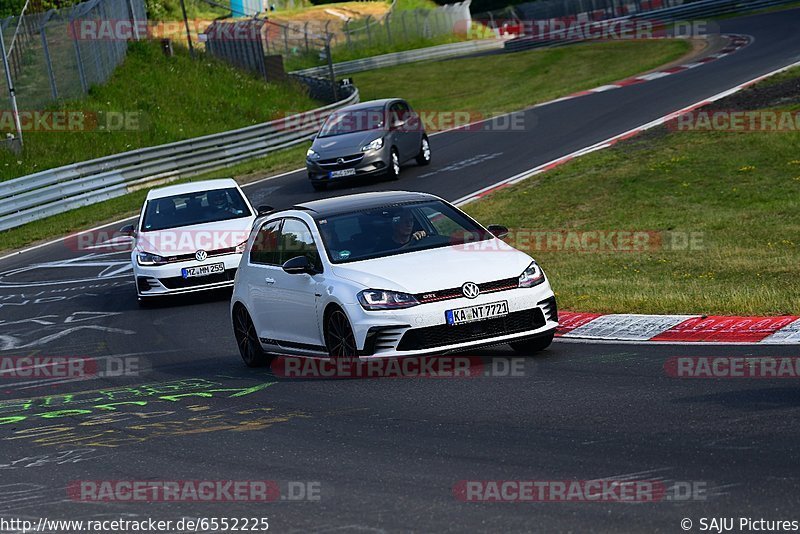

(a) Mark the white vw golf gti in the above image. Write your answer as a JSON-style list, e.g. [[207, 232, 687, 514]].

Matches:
[[231, 191, 557, 366], [123, 179, 257, 302]]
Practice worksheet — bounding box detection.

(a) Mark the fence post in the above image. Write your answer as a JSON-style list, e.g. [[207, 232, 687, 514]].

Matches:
[[365, 15, 372, 47], [0, 27, 23, 146], [127, 0, 141, 40], [344, 19, 352, 49], [39, 12, 58, 100], [414, 10, 421, 38], [401, 11, 408, 42], [385, 12, 392, 45], [304, 21, 309, 53], [282, 24, 289, 55]]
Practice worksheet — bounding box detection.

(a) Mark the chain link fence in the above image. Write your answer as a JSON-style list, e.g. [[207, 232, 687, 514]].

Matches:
[[0, 0, 146, 144]]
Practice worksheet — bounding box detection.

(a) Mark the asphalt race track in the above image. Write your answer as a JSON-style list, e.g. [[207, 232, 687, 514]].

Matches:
[[1, 8, 800, 533]]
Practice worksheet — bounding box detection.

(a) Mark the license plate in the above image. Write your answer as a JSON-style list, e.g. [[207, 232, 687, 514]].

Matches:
[[446, 300, 509, 325], [329, 168, 356, 178], [181, 262, 224, 278]]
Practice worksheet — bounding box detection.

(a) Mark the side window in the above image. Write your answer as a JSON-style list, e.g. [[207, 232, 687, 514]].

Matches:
[[396, 101, 411, 121], [250, 219, 282, 265], [389, 103, 403, 125], [280, 219, 322, 270]]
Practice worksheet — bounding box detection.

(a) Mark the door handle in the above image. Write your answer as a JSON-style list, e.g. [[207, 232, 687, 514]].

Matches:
[[265, 277, 275, 284]]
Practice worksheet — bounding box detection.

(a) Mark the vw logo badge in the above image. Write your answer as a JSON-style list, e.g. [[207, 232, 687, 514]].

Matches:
[[336, 157, 345, 165], [195, 249, 208, 262], [462, 282, 480, 299]]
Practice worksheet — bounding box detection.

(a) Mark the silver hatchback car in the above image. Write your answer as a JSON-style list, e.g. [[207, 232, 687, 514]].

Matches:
[[305, 98, 431, 191]]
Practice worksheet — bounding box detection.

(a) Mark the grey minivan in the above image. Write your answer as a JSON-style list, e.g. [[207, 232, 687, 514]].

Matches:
[[305, 98, 431, 191]]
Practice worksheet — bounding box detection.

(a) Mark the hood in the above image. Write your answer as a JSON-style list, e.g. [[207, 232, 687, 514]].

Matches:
[[313, 130, 384, 156], [136, 217, 255, 256], [330, 242, 533, 294]]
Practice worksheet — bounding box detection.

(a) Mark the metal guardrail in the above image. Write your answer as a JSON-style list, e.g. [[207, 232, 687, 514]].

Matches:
[[291, 39, 505, 78], [504, 0, 798, 52], [0, 87, 359, 232]]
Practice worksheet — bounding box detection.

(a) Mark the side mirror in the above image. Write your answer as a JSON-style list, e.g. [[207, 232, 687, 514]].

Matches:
[[119, 224, 136, 237], [487, 224, 509, 239], [257, 205, 273, 216], [282, 255, 317, 275], [391, 119, 405, 129]]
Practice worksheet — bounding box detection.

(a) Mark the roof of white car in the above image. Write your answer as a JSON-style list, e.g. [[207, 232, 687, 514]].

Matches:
[[146, 178, 239, 200], [293, 191, 439, 217]]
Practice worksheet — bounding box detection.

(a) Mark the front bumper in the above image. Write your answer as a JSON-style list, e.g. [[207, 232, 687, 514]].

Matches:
[[306, 146, 389, 183], [133, 253, 242, 297], [347, 284, 558, 358]]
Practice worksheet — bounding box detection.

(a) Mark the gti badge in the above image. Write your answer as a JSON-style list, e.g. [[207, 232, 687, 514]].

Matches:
[[462, 282, 480, 299], [195, 249, 208, 262]]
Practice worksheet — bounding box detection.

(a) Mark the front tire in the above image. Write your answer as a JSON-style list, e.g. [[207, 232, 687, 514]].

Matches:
[[416, 136, 431, 166], [386, 148, 400, 181], [509, 331, 555, 355], [233, 305, 272, 367], [324, 307, 357, 360]]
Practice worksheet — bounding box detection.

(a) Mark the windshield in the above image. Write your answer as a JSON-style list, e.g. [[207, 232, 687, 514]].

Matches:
[[318, 106, 385, 137], [315, 200, 492, 263], [140, 187, 251, 232]]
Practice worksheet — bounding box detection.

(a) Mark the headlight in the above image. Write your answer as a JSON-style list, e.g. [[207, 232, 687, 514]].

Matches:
[[357, 289, 419, 310], [306, 148, 320, 160], [235, 240, 247, 254], [518, 261, 545, 288], [361, 137, 384, 152], [136, 252, 167, 266]]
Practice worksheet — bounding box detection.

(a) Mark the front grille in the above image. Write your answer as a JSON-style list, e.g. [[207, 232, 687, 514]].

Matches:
[[165, 247, 237, 263], [397, 308, 546, 351], [415, 277, 519, 303], [159, 268, 237, 289], [318, 153, 364, 169], [539, 296, 558, 323]]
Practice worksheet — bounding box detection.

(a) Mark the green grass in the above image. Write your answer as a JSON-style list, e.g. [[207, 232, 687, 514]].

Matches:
[[0, 41, 320, 181], [463, 85, 800, 315], [354, 40, 691, 116]]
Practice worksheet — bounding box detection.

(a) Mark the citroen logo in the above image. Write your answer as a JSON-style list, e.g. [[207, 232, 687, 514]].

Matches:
[[195, 249, 208, 262], [336, 157, 345, 165], [462, 282, 480, 299]]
